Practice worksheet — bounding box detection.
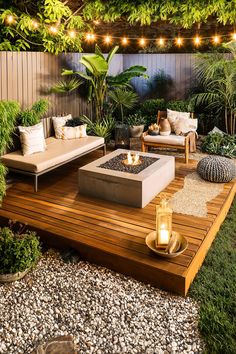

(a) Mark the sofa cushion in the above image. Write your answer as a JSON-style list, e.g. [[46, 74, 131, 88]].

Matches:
[[52, 114, 72, 139], [1, 136, 104, 173], [144, 134, 186, 146], [18, 122, 46, 156]]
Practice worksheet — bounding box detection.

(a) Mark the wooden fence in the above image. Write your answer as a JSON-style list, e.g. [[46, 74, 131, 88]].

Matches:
[[0, 52, 196, 118]]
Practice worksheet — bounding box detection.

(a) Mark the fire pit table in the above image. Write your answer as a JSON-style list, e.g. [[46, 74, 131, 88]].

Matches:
[[78, 149, 175, 208]]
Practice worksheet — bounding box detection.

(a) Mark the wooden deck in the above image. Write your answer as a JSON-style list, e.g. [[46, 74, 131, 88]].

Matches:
[[0, 150, 235, 296]]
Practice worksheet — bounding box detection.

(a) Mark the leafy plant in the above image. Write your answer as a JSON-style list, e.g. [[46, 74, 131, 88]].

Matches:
[[201, 132, 236, 158], [65, 117, 83, 127], [0, 223, 41, 274], [80, 115, 115, 142], [137, 98, 167, 127], [108, 88, 138, 124], [18, 99, 49, 126], [50, 78, 83, 94], [145, 70, 172, 99], [126, 113, 146, 127], [191, 42, 236, 135], [0, 100, 20, 204], [62, 45, 147, 122], [167, 100, 193, 112]]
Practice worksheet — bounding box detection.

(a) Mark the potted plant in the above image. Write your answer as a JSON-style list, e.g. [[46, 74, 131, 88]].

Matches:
[[0, 222, 41, 282], [126, 113, 146, 138]]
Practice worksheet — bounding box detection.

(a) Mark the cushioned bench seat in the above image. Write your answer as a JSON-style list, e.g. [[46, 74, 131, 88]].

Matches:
[[1, 135, 105, 191], [2, 136, 104, 173], [143, 134, 185, 146]]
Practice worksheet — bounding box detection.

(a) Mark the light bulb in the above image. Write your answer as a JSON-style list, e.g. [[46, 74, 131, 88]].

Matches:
[[176, 37, 183, 46], [68, 30, 76, 38], [194, 36, 201, 46], [139, 37, 146, 46], [104, 35, 111, 44], [93, 20, 100, 25], [158, 37, 165, 46], [6, 15, 14, 24], [121, 37, 128, 45], [49, 26, 58, 34], [85, 33, 92, 41], [32, 20, 39, 29], [213, 35, 220, 44], [90, 33, 96, 41], [232, 32, 236, 41]]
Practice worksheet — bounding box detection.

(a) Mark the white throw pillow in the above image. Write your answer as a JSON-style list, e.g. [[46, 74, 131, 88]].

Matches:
[[52, 114, 72, 139], [167, 109, 190, 132], [173, 118, 190, 135], [18, 122, 46, 156], [61, 124, 87, 140], [188, 118, 198, 132]]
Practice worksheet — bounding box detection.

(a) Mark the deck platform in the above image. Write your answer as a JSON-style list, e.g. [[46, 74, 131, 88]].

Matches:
[[0, 150, 235, 296]]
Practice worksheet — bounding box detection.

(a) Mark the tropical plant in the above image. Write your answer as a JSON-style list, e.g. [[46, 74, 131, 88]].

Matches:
[[108, 88, 138, 124], [62, 45, 147, 121], [80, 115, 115, 142], [50, 78, 83, 94], [201, 132, 236, 158], [145, 70, 172, 99], [18, 99, 49, 126], [126, 113, 146, 127], [0, 100, 20, 204], [0, 222, 41, 274], [191, 42, 236, 135]]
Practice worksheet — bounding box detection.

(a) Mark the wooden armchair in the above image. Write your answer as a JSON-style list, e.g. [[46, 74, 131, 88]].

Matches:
[[141, 110, 196, 164]]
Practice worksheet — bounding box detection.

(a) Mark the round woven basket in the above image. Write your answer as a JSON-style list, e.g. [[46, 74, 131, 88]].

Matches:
[[0, 267, 30, 283], [197, 155, 236, 183]]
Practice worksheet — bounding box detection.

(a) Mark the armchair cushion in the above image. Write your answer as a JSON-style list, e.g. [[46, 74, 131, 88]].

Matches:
[[143, 134, 186, 146]]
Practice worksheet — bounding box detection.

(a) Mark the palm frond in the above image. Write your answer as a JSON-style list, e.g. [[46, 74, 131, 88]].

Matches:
[[108, 88, 138, 109], [50, 78, 83, 93]]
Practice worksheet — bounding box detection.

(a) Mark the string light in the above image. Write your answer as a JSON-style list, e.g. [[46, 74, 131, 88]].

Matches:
[[121, 37, 128, 45], [157, 37, 165, 46], [104, 35, 112, 44], [6, 15, 14, 24], [68, 30, 76, 38], [232, 32, 236, 40], [93, 20, 100, 25], [193, 35, 201, 46], [49, 26, 58, 34], [85, 33, 96, 41], [139, 37, 146, 46], [175, 37, 183, 46], [213, 35, 220, 44], [31, 20, 39, 29]]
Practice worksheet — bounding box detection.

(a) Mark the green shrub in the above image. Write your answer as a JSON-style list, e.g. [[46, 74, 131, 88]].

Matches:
[[18, 99, 49, 126], [201, 132, 236, 158], [0, 225, 41, 274], [138, 98, 166, 127], [167, 100, 193, 112], [80, 115, 115, 142]]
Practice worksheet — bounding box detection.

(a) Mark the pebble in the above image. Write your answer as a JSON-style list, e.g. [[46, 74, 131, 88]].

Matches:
[[0, 249, 204, 354]]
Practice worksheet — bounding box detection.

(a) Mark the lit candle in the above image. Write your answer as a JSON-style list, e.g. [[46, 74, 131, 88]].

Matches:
[[159, 229, 170, 245]]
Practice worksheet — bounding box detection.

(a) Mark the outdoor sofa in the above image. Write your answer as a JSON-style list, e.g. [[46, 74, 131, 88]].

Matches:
[[1, 117, 106, 192]]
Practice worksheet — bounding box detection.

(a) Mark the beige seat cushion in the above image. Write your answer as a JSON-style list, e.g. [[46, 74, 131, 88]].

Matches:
[[144, 134, 186, 146], [1, 136, 104, 173]]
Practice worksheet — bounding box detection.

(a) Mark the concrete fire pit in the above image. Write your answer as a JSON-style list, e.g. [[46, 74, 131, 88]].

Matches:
[[78, 149, 175, 208]]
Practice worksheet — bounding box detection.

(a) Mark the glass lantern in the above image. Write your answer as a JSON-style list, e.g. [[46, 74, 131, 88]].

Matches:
[[156, 199, 172, 249]]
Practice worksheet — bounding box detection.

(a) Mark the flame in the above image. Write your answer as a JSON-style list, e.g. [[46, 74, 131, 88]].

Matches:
[[127, 152, 140, 165]]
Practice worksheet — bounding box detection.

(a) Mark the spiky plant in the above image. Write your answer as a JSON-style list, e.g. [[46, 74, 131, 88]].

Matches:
[[191, 42, 236, 135], [50, 78, 83, 93], [108, 88, 138, 124], [18, 99, 49, 126]]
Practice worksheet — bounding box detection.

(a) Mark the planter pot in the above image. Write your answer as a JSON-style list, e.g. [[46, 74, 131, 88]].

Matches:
[[129, 125, 145, 138], [115, 124, 130, 149], [0, 267, 30, 283]]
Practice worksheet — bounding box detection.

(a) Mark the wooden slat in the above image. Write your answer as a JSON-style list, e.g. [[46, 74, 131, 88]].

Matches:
[[0, 152, 235, 295]]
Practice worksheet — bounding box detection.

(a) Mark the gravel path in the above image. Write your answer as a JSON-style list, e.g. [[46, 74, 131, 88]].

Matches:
[[0, 250, 204, 354]]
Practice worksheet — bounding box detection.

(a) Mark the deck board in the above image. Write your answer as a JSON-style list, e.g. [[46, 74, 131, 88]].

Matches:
[[0, 150, 235, 295]]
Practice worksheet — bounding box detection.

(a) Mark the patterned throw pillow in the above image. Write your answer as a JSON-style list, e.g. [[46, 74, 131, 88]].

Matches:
[[18, 122, 46, 156], [61, 124, 87, 140], [52, 114, 72, 139], [167, 109, 190, 132]]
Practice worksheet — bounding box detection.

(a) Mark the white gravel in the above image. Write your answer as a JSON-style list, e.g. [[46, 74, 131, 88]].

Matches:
[[0, 249, 204, 354]]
